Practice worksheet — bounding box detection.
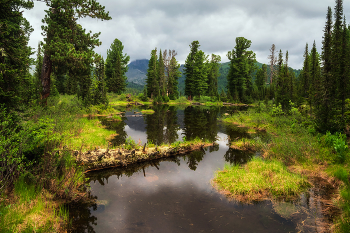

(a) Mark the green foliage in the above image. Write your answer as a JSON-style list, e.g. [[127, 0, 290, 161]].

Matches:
[[227, 37, 257, 103], [41, 0, 111, 101], [105, 39, 130, 94], [146, 49, 159, 98], [323, 131, 348, 163], [125, 136, 138, 150], [184, 41, 209, 99], [0, 0, 34, 109], [271, 104, 284, 116]]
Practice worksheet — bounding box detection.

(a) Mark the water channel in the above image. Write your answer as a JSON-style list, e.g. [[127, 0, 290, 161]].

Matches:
[[68, 105, 335, 233]]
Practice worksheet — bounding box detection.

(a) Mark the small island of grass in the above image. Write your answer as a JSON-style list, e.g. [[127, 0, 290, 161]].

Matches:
[[213, 157, 310, 202]]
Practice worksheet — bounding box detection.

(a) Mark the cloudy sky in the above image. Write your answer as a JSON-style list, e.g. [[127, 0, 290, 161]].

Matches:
[[23, 0, 349, 69]]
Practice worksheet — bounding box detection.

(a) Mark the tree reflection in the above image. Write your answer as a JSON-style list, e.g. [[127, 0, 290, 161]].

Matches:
[[224, 148, 254, 165], [183, 106, 219, 142], [99, 115, 128, 147], [144, 105, 180, 145], [67, 194, 98, 233]]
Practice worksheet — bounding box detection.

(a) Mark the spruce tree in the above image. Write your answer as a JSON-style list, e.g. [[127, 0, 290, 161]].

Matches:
[[300, 43, 310, 101], [167, 57, 181, 100], [105, 38, 130, 94], [40, 0, 111, 103], [309, 41, 321, 113], [0, 0, 34, 109], [157, 50, 166, 97], [315, 6, 335, 132], [184, 41, 200, 100], [256, 64, 268, 99], [146, 49, 159, 98], [207, 54, 221, 97], [227, 37, 257, 103]]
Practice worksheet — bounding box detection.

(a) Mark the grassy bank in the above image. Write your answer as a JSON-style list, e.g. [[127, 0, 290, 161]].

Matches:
[[216, 102, 350, 232], [0, 95, 90, 232]]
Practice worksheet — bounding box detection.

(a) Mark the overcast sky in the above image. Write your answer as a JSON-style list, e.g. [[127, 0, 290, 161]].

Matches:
[[23, 0, 349, 69]]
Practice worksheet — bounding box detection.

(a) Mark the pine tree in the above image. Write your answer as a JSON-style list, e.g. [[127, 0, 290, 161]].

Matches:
[[227, 37, 257, 103], [184, 41, 200, 100], [315, 6, 335, 132], [256, 64, 268, 99], [0, 0, 34, 109], [338, 17, 349, 123], [167, 57, 181, 100], [207, 54, 221, 97], [40, 0, 111, 103], [309, 41, 321, 113], [93, 56, 108, 105], [105, 38, 130, 94], [146, 49, 159, 98], [157, 50, 166, 97], [300, 43, 310, 101]]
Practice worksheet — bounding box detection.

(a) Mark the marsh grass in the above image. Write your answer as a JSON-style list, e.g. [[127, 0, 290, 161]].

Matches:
[[65, 117, 116, 151], [141, 109, 155, 114], [0, 176, 68, 232], [230, 137, 264, 151], [214, 157, 310, 202], [222, 104, 350, 230]]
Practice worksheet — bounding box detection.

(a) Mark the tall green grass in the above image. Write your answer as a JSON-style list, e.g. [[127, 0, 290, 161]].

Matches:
[[214, 157, 310, 200]]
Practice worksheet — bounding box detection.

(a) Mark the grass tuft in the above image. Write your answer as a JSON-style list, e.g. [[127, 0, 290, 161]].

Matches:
[[213, 157, 310, 202]]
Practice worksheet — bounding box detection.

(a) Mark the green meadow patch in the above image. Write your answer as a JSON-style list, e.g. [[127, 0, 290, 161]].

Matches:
[[213, 157, 310, 202]]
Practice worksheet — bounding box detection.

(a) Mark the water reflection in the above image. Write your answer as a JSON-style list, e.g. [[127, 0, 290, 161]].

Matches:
[[144, 105, 180, 145], [70, 105, 335, 232], [183, 106, 219, 142]]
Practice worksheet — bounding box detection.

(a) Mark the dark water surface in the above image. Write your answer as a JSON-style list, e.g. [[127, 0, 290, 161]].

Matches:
[[68, 105, 331, 233]]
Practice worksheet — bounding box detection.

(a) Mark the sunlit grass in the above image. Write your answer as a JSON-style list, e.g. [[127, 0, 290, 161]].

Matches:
[[141, 109, 155, 114], [214, 157, 310, 201], [64, 117, 116, 151], [0, 177, 68, 232]]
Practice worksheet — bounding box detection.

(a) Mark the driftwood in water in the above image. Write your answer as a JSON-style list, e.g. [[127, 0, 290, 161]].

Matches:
[[75, 142, 216, 173]]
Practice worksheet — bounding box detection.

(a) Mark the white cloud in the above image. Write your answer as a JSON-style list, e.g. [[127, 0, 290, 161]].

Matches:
[[23, 0, 349, 69]]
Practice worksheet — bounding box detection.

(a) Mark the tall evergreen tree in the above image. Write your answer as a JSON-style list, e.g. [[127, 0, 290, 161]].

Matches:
[[146, 49, 159, 98], [207, 54, 221, 97], [309, 41, 321, 113], [105, 38, 130, 94], [300, 43, 310, 100], [193, 50, 209, 97], [184, 41, 200, 99], [157, 50, 166, 96], [315, 6, 335, 132], [167, 56, 181, 100], [0, 0, 34, 109], [338, 17, 349, 122], [40, 0, 111, 103], [227, 37, 257, 103], [256, 64, 268, 99]]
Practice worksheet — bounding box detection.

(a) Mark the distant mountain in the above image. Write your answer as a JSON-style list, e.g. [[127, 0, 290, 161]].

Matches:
[[126, 59, 302, 94], [125, 59, 149, 85]]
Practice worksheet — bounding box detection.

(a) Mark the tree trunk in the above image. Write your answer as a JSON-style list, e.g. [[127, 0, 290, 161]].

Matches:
[[40, 52, 52, 104]]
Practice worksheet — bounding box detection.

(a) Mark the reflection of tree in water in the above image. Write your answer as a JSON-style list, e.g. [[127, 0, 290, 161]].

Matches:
[[183, 106, 219, 142], [67, 193, 98, 233], [165, 106, 180, 144], [185, 149, 205, 171], [223, 123, 251, 142], [99, 116, 128, 147], [144, 105, 179, 145], [224, 148, 254, 165]]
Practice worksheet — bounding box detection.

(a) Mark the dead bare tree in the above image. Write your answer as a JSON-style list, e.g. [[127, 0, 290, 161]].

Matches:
[[162, 49, 177, 94], [268, 44, 276, 84]]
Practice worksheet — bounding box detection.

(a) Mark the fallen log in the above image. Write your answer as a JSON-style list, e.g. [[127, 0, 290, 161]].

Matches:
[[75, 142, 216, 173]]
